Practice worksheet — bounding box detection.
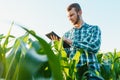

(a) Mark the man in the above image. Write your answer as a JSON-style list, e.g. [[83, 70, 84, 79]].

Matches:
[[51, 3, 103, 80]]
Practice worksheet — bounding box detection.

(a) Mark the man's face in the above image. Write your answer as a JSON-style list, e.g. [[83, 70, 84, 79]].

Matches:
[[67, 8, 80, 25]]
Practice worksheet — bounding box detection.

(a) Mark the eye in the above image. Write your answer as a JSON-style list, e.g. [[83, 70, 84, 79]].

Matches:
[[68, 14, 73, 18], [71, 14, 73, 17]]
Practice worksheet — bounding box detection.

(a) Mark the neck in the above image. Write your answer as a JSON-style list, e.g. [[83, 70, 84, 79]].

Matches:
[[74, 17, 84, 29]]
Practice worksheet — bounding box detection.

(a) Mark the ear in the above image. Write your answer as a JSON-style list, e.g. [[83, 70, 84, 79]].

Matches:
[[78, 10, 82, 16]]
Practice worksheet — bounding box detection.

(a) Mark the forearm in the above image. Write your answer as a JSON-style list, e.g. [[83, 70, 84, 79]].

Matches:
[[72, 39, 101, 53]]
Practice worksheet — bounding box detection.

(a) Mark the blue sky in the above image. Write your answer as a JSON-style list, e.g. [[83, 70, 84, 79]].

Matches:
[[0, 0, 120, 52]]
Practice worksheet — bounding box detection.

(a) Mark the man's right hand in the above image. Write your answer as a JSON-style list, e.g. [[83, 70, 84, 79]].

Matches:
[[50, 35, 59, 41]]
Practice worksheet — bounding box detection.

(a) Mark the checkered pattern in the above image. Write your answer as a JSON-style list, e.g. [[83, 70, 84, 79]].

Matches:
[[63, 22, 101, 71]]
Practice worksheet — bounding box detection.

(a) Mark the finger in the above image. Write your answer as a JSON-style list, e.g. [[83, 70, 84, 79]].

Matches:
[[50, 35, 53, 40], [55, 36, 58, 40], [53, 35, 56, 40]]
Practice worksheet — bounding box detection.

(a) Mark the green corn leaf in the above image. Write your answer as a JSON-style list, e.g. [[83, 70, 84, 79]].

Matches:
[[5, 32, 29, 80], [2, 21, 14, 52], [16, 23, 64, 80], [72, 50, 81, 65]]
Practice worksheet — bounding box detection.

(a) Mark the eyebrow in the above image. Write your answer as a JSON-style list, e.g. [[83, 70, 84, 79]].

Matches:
[[68, 13, 74, 17]]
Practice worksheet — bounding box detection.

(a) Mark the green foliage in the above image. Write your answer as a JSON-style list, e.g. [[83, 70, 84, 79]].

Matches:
[[1, 22, 64, 80], [0, 22, 15, 78], [0, 22, 120, 80], [97, 50, 120, 80]]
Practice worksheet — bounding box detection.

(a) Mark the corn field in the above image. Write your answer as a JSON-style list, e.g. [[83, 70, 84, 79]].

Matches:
[[0, 22, 120, 80]]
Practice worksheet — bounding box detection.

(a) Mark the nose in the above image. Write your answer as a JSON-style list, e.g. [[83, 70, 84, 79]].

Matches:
[[69, 16, 72, 21]]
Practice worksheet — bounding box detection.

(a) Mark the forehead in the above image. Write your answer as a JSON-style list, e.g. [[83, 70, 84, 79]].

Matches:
[[67, 8, 76, 15]]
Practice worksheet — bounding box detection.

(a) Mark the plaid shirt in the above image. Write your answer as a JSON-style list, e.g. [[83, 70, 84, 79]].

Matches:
[[63, 22, 101, 71]]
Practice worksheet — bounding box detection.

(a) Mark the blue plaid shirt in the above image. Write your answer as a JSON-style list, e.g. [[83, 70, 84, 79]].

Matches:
[[63, 22, 101, 71]]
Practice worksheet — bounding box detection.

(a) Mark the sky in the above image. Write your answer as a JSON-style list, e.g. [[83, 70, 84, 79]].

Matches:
[[0, 0, 120, 52]]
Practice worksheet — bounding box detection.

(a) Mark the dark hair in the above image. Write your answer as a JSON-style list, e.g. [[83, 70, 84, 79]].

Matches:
[[67, 3, 81, 12]]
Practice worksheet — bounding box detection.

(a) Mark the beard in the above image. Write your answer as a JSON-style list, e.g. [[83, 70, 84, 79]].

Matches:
[[73, 15, 80, 25]]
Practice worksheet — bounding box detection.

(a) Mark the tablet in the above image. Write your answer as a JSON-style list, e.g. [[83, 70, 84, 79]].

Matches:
[[46, 31, 70, 48]]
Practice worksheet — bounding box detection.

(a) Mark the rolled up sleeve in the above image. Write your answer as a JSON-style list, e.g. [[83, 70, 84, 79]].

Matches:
[[72, 26, 101, 53]]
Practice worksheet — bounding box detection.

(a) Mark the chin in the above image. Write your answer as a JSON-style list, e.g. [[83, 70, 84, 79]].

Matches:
[[73, 23, 77, 25], [71, 23, 75, 25], [71, 22, 75, 25]]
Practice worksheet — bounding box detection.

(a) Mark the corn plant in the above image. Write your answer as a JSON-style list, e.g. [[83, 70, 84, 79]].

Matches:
[[0, 22, 15, 78], [0, 22, 64, 80], [97, 50, 120, 80], [1, 22, 120, 80]]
